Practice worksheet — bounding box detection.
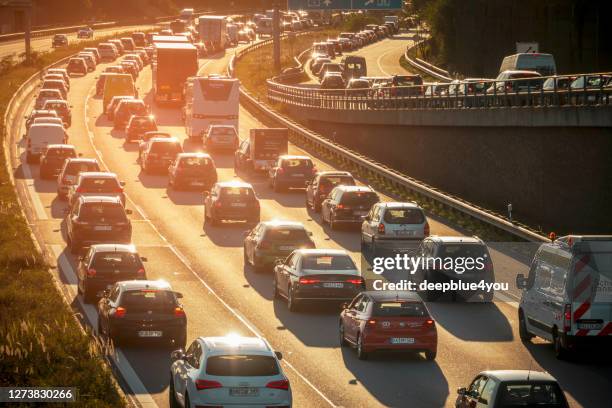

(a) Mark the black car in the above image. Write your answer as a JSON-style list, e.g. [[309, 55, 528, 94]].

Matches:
[[77, 244, 146, 303], [125, 115, 157, 142], [168, 153, 217, 191], [305, 171, 356, 212], [97, 280, 187, 348], [268, 155, 315, 192], [204, 181, 260, 225], [113, 100, 147, 130], [140, 137, 183, 174], [39, 144, 77, 179], [52, 34, 68, 47], [66, 196, 132, 254], [321, 185, 380, 229]]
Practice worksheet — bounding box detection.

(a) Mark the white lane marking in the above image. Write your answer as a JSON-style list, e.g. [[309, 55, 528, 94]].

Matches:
[[50, 244, 159, 408], [82, 63, 337, 407], [20, 162, 48, 220], [376, 47, 395, 76]]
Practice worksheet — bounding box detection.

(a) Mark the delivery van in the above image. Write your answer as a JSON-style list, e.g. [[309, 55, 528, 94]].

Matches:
[[26, 123, 68, 163]]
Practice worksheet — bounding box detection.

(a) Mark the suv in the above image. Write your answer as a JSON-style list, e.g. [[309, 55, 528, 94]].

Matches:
[[204, 181, 260, 226], [140, 137, 183, 174], [125, 115, 157, 142], [65, 196, 132, 253], [98, 280, 187, 348], [113, 99, 147, 129], [203, 125, 239, 151], [414, 236, 495, 302], [169, 336, 291, 408], [268, 155, 315, 192], [361, 202, 429, 254], [168, 153, 217, 191], [39, 144, 77, 179], [305, 171, 355, 212], [516, 235, 612, 359], [68, 171, 126, 207], [77, 244, 146, 303], [57, 158, 100, 200], [321, 185, 379, 230]]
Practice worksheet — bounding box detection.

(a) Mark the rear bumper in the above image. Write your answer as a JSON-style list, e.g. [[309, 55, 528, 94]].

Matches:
[[215, 209, 259, 221], [109, 321, 186, 340], [72, 231, 131, 246], [276, 177, 309, 188], [562, 332, 612, 349]]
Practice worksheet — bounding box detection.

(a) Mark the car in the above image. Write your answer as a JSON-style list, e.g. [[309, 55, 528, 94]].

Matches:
[[321, 185, 379, 230], [77, 52, 97, 72], [414, 236, 495, 302], [203, 181, 260, 226], [345, 78, 370, 96], [139, 137, 183, 174], [42, 74, 69, 91], [318, 62, 344, 81], [65, 196, 132, 254], [123, 54, 143, 71], [77, 26, 94, 39], [40, 79, 67, 99], [82, 47, 101, 63], [456, 370, 569, 408], [97, 43, 118, 61], [39, 144, 77, 179], [120, 61, 139, 79], [77, 244, 146, 303], [138, 131, 171, 161], [125, 115, 157, 142], [516, 235, 612, 359], [131, 32, 146, 47], [113, 99, 147, 129], [134, 49, 150, 66], [32, 116, 64, 127], [168, 152, 217, 191], [52, 34, 68, 47], [46, 68, 70, 85], [273, 248, 364, 311], [268, 155, 315, 192], [105, 95, 134, 120], [361, 202, 430, 253], [24, 109, 59, 131], [98, 280, 187, 348], [108, 39, 125, 55], [320, 72, 346, 91], [169, 336, 291, 408], [542, 76, 575, 91], [244, 220, 315, 273], [103, 65, 125, 74], [35, 89, 64, 109], [66, 57, 87, 75], [68, 171, 126, 207], [488, 70, 543, 93], [120, 37, 136, 52], [203, 125, 239, 152], [498, 53, 557, 76], [339, 291, 437, 360], [57, 158, 100, 200], [305, 171, 355, 212], [42, 99, 71, 127]]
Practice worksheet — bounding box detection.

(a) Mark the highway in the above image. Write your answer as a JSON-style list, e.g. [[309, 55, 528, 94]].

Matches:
[[8, 38, 612, 408]]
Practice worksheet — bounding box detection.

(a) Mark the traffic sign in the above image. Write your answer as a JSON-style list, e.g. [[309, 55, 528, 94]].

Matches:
[[288, 0, 402, 10]]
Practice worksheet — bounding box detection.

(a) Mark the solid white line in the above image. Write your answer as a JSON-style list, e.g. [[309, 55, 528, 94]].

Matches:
[[22, 163, 49, 220]]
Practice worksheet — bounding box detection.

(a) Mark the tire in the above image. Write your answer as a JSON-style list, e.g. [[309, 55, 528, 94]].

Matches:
[[330, 213, 337, 230], [287, 286, 300, 312], [356, 333, 368, 360], [339, 323, 348, 347], [518, 310, 534, 342], [169, 375, 180, 408], [553, 330, 569, 360], [425, 350, 437, 361]]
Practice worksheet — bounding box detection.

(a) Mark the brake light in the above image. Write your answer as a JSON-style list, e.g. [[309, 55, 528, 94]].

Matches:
[[113, 307, 126, 318], [136, 267, 145, 276], [115, 187, 124, 193], [299, 277, 320, 284], [563, 304, 571, 332], [336, 204, 345, 210], [266, 379, 289, 390], [277, 167, 284, 175], [424, 222, 430, 237], [346, 277, 364, 285], [425, 319, 435, 326], [87, 268, 96, 277], [76, 187, 85, 193], [367, 319, 377, 326], [214, 201, 222, 208], [195, 379, 222, 390], [174, 307, 186, 318], [377, 223, 385, 234]]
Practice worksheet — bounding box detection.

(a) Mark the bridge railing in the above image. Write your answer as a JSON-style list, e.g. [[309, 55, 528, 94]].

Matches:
[[267, 72, 612, 110]]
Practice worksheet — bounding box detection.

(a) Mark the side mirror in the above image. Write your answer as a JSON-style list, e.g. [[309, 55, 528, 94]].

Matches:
[[174, 291, 183, 299], [457, 387, 466, 396], [140, 256, 147, 262], [341, 302, 348, 310], [119, 181, 126, 186], [170, 349, 185, 362], [274, 351, 283, 360], [274, 258, 284, 266], [516, 273, 527, 289], [102, 289, 110, 298], [125, 209, 133, 215]]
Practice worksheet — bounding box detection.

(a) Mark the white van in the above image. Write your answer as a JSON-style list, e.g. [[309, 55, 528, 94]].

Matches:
[[26, 123, 68, 163], [517, 235, 612, 359], [183, 76, 239, 141], [499, 53, 557, 76]]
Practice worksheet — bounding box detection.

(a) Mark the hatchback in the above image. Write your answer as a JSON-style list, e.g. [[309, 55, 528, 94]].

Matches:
[[204, 181, 260, 225], [67, 57, 87, 75], [35, 89, 64, 110], [42, 99, 72, 127], [321, 185, 380, 229], [105, 95, 134, 119], [113, 99, 147, 129], [168, 153, 217, 191], [305, 171, 356, 212], [68, 171, 126, 207], [140, 137, 183, 174], [204, 125, 239, 151], [39, 144, 77, 179], [57, 158, 100, 199]]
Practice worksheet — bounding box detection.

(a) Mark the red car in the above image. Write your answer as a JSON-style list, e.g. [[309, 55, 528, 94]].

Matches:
[[339, 290, 437, 360]]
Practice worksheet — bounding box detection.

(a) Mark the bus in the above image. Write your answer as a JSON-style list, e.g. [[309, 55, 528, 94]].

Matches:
[[183, 76, 240, 141]]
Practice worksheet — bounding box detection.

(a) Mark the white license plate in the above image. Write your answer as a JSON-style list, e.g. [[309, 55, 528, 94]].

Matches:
[[94, 226, 112, 231], [390, 337, 414, 344], [231, 202, 246, 207], [355, 211, 368, 216], [229, 387, 259, 397], [578, 323, 603, 330], [292, 173, 304, 177], [138, 331, 162, 337], [323, 282, 344, 288], [280, 246, 295, 251], [395, 230, 414, 236], [191, 181, 204, 186]]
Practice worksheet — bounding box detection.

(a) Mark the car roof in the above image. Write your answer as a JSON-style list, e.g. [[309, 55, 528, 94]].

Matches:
[[279, 154, 311, 161], [333, 185, 373, 193], [380, 201, 420, 209], [363, 290, 423, 302], [295, 248, 348, 256], [318, 171, 352, 177], [216, 180, 253, 188], [46, 144, 74, 150], [90, 243, 137, 253], [200, 336, 273, 356], [78, 171, 117, 178], [118, 280, 172, 291], [427, 235, 484, 244], [66, 157, 97, 164], [43, 99, 67, 105], [261, 220, 305, 229], [481, 370, 557, 382], [79, 195, 122, 203], [28, 123, 64, 130], [178, 152, 211, 159]]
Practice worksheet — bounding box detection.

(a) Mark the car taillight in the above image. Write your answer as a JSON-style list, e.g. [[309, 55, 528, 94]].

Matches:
[[76, 187, 85, 193], [214, 201, 222, 208], [136, 267, 145, 276], [336, 204, 345, 210], [563, 304, 571, 332], [299, 277, 320, 284], [425, 318, 435, 326], [424, 222, 430, 237], [86, 268, 96, 277], [346, 277, 364, 285], [115, 187, 124, 193], [195, 379, 222, 390], [174, 307, 186, 318], [266, 379, 289, 390], [367, 319, 377, 326], [113, 307, 126, 318], [377, 223, 385, 234]]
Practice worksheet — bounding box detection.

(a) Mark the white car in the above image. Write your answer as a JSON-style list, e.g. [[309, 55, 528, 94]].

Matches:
[[77, 27, 94, 38], [35, 89, 64, 109], [169, 336, 292, 408]]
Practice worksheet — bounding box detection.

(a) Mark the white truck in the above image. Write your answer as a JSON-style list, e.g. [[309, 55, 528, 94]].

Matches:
[[26, 123, 68, 163], [198, 16, 227, 51]]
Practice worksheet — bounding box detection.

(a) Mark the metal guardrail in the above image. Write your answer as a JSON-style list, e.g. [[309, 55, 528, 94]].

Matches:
[[230, 38, 549, 243]]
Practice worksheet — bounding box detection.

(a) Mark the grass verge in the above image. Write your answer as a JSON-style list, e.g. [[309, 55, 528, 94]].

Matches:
[[0, 34, 141, 407]]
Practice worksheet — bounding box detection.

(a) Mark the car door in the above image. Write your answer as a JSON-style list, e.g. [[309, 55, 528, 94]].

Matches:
[[246, 224, 261, 263], [280, 253, 298, 296], [175, 340, 199, 405], [343, 294, 364, 343], [78, 247, 93, 290], [306, 174, 319, 205], [458, 375, 488, 408], [362, 204, 379, 243]]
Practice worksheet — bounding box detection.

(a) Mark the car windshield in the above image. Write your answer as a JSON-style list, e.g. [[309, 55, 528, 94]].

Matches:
[[179, 157, 210, 168], [150, 142, 181, 154], [302, 254, 356, 270], [205, 355, 279, 377], [438, 244, 488, 259], [498, 382, 566, 407], [119, 289, 176, 312], [264, 228, 309, 242], [372, 302, 428, 317], [383, 208, 425, 224], [92, 252, 141, 271], [80, 177, 119, 191], [66, 162, 99, 176], [79, 203, 126, 222], [320, 176, 355, 188], [340, 191, 378, 206]]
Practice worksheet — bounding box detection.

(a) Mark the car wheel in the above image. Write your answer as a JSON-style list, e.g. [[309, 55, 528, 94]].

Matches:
[[339, 323, 348, 347], [330, 213, 337, 230], [425, 350, 437, 361], [356, 333, 368, 360], [553, 330, 569, 360], [287, 286, 300, 312], [518, 310, 534, 342], [169, 375, 180, 408]]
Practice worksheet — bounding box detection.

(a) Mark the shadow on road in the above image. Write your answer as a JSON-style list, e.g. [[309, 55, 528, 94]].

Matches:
[[427, 302, 513, 342]]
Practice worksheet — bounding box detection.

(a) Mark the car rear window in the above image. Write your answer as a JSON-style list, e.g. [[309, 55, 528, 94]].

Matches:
[[302, 254, 356, 270], [498, 382, 566, 406], [150, 142, 181, 154], [80, 203, 126, 222], [282, 159, 312, 169], [340, 191, 378, 206], [372, 302, 427, 317], [80, 177, 120, 191], [66, 162, 99, 176], [264, 228, 309, 242], [438, 244, 488, 259], [220, 187, 253, 197], [92, 252, 141, 271], [205, 355, 279, 377], [47, 148, 75, 158], [119, 289, 176, 312], [320, 176, 355, 188], [179, 157, 210, 168], [383, 208, 425, 224]]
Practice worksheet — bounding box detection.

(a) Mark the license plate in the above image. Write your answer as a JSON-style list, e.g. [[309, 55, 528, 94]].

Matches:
[[231, 202, 246, 207], [395, 230, 414, 236], [280, 246, 295, 251], [292, 173, 304, 177], [229, 387, 259, 397], [323, 282, 344, 288], [390, 337, 414, 344], [578, 322, 603, 330], [138, 331, 162, 337], [94, 226, 112, 231], [191, 181, 204, 186], [355, 211, 368, 216]]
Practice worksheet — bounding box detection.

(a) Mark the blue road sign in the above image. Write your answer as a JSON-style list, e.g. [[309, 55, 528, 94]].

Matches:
[[352, 0, 403, 9], [288, 0, 402, 10]]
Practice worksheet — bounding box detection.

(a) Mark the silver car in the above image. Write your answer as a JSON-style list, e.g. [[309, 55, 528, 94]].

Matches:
[[170, 336, 291, 408], [67, 171, 125, 207]]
